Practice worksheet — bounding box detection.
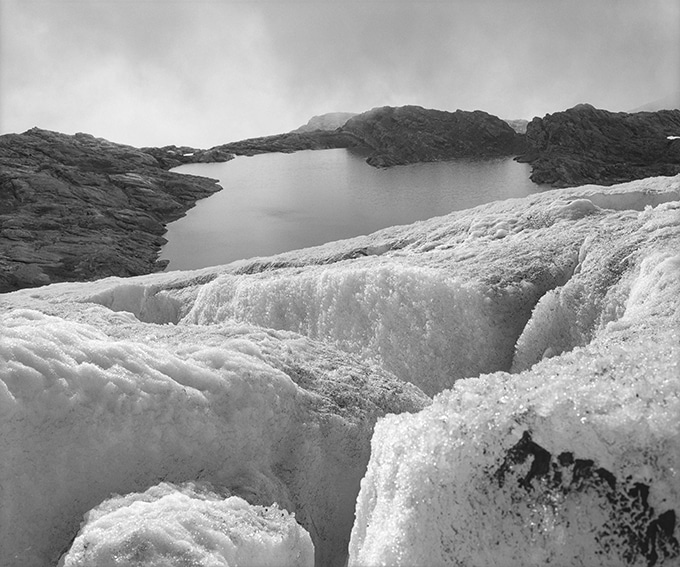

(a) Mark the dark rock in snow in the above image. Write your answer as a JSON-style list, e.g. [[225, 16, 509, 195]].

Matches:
[[519, 104, 680, 187], [0, 128, 223, 292]]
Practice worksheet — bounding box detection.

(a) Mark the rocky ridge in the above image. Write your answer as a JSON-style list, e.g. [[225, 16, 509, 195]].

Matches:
[[519, 104, 680, 186], [0, 128, 225, 292], [5, 104, 680, 293], [340, 105, 526, 167], [202, 105, 526, 167]]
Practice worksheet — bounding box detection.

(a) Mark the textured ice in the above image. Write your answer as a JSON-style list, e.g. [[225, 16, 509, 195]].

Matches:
[[349, 220, 680, 561], [59, 482, 313, 567], [1, 174, 679, 566], [0, 306, 427, 567]]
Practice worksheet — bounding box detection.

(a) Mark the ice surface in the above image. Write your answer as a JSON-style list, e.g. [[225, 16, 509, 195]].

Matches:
[[0, 307, 427, 567], [184, 177, 679, 396], [1, 174, 679, 566], [59, 482, 314, 567], [349, 221, 680, 562]]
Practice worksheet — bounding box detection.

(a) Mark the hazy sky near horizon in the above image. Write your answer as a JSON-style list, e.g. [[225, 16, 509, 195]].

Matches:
[[1, 0, 678, 148]]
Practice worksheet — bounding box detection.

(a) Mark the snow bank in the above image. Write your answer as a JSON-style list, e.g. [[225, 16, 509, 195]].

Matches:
[[349, 250, 680, 563], [1, 174, 678, 566], [185, 178, 679, 396], [59, 482, 314, 567], [186, 262, 507, 396], [0, 307, 427, 567]]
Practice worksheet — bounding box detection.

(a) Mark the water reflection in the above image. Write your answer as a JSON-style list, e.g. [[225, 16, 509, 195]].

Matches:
[[161, 149, 545, 270]]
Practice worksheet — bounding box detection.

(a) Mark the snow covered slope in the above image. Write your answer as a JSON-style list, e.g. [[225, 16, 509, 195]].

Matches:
[[1, 174, 679, 566], [0, 307, 427, 567], [60, 482, 314, 567]]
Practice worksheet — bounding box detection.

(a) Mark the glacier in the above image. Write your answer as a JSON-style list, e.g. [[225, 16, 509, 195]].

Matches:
[[1, 174, 679, 566]]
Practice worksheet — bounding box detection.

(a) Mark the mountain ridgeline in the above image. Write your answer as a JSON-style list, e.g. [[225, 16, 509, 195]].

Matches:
[[339, 106, 526, 166], [1, 103, 679, 292], [211, 105, 527, 167]]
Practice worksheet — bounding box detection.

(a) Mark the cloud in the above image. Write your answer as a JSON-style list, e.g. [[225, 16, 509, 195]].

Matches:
[[0, 0, 678, 147]]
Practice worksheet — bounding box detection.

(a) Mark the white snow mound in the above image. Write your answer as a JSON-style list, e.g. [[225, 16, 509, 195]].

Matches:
[[0, 307, 426, 567], [59, 482, 314, 567]]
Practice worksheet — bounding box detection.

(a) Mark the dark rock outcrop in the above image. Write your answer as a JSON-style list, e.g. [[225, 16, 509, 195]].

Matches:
[[338, 105, 527, 167], [200, 106, 527, 168], [0, 128, 224, 292], [519, 104, 680, 187], [200, 130, 359, 158]]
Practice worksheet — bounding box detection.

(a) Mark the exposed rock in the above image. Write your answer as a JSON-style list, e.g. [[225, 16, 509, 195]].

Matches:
[[292, 112, 358, 133], [520, 104, 680, 187], [0, 128, 225, 292], [338, 105, 527, 167], [200, 106, 527, 168], [202, 130, 359, 158]]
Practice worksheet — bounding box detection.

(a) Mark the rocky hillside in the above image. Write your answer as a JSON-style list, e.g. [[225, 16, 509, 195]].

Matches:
[[520, 104, 680, 186], [200, 106, 527, 168], [0, 128, 224, 292], [211, 130, 358, 156], [339, 105, 526, 167]]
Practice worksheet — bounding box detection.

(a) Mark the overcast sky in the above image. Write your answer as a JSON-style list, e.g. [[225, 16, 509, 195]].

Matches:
[[1, 0, 678, 148]]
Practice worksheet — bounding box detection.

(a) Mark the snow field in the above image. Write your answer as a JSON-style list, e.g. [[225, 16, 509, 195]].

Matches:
[[59, 482, 314, 567], [349, 247, 680, 565], [1, 174, 678, 566], [0, 308, 427, 567], [186, 259, 566, 396]]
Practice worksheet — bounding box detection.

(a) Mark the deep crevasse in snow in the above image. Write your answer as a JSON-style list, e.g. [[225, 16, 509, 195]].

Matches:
[[1, 174, 679, 566]]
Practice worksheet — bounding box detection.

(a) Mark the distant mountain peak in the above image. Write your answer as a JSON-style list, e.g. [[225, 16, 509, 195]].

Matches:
[[629, 92, 680, 113], [292, 112, 357, 133]]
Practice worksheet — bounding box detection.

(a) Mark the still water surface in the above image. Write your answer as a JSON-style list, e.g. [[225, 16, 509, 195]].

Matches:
[[161, 148, 545, 270]]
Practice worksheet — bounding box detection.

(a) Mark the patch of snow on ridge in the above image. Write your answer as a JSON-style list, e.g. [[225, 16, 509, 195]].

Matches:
[[59, 482, 314, 567]]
